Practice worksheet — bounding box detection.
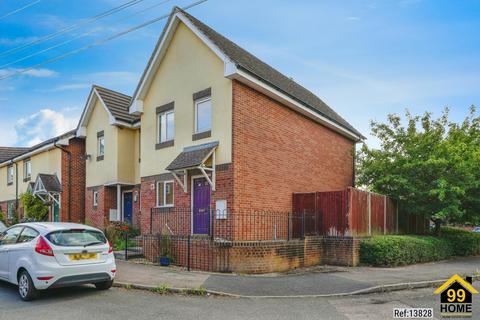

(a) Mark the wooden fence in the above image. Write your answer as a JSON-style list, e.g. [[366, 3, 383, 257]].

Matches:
[[292, 187, 427, 237]]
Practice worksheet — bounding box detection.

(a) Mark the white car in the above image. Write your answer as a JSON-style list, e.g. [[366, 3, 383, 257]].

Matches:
[[0, 222, 116, 301]]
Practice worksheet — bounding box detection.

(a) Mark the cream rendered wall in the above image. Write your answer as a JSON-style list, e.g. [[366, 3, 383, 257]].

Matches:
[[141, 22, 232, 178], [117, 127, 139, 184], [85, 98, 118, 187], [0, 148, 62, 202]]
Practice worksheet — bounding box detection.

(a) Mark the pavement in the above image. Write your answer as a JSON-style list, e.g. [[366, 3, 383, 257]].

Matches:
[[115, 256, 480, 297]]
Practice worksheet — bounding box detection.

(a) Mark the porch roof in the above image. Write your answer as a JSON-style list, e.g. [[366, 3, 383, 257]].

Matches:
[[166, 141, 219, 171], [35, 174, 62, 193]]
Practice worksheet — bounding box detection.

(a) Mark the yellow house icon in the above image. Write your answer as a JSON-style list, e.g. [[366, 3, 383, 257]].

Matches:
[[434, 274, 478, 295]]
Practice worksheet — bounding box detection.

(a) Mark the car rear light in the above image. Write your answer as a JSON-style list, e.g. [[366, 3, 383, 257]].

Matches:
[[37, 276, 54, 281], [111, 269, 116, 274], [108, 240, 113, 254], [35, 236, 54, 257]]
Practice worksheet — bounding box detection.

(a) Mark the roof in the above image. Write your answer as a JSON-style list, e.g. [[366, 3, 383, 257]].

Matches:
[[133, 7, 363, 140], [94, 85, 139, 124], [37, 173, 63, 193], [0, 130, 77, 166], [0, 147, 29, 163], [166, 141, 219, 171]]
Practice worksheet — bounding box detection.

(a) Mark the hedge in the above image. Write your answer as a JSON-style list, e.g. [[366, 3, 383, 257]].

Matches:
[[360, 227, 480, 267]]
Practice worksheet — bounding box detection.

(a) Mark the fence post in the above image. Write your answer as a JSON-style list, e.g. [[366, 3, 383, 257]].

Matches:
[[187, 234, 191, 271], [287, 213, 291, 241], [150, 209, 153, 234], [124, 233, 128, 261], [396, 200, 399, 234], [384, 195, 387, 235], [302, 210, 305, 238], [368, 193, 372, 236]]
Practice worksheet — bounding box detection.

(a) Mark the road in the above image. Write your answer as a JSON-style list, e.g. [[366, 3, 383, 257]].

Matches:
[[0, 281, 478, 320]]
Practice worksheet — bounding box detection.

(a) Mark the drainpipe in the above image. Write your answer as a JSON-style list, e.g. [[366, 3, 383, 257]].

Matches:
[[14, 161, 18, 212], [54, 142, 72, 222]]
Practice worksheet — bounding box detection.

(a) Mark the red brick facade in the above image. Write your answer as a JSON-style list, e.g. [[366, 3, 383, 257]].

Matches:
[[232, 80, 355, 212], [85, 184, 141, 230], [60, 137, 86, 223]]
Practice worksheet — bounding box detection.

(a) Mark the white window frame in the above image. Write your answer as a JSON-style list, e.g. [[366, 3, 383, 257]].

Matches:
[[7, 165, 13, 184], [93, 191, 99, 207], [24, 160, 31, 180], [98, 136, 105, 157], [156, 180, 174, 208], [194, 96, 212, 134], [157, 109, 175, 143]]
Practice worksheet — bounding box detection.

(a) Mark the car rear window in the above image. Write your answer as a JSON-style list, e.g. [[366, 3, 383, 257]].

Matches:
[[46, 229, 107, 247]]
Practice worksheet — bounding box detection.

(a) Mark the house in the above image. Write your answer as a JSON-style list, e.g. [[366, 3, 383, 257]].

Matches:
[[76, 85, 141, 229], [0, 131, 85, 223], [120, 7, 363, 236]]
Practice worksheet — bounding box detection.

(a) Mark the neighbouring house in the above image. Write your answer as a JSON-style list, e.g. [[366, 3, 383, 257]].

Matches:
[[76, 85, 141, 229], [0, 131, 85, 223]]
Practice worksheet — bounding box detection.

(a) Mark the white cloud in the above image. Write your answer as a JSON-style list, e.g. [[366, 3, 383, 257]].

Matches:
[[14, 109, 79, 147], [0, 120, 18, 146], [0, 68, 58, 78], [37, 83, 90, 93]]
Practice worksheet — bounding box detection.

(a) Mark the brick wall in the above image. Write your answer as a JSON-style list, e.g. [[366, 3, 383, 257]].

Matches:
[[60, 137, 86, 223], [232, 80, 355, 212], [139, 164, 234, 235], [85, 186, 117, 229]]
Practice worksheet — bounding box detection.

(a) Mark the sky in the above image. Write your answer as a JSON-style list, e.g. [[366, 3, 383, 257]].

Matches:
[[0, 0, 479, 147]]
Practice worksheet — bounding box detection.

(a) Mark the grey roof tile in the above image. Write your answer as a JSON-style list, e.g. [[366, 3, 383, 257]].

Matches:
[[166, 141, 219, 171], [37, 173, 62, 193], [94, 85, 139, 124], [0, 147, 29, 163]]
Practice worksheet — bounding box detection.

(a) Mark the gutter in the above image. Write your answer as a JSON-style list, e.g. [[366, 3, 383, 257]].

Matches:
[[54, 142, 72, 222]]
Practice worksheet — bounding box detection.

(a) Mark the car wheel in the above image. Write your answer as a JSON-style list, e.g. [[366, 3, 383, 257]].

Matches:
[[95, 280, 114, 290], [18, 270, 38, 301]]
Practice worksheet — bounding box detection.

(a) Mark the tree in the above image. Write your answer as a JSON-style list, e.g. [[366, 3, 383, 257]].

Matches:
[[357, 107, 480, 233], [20, 192, 49, 221]]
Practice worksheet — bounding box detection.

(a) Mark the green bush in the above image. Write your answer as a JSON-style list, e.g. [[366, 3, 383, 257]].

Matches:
[[440, 227, 480, 256], [360, 235, 453, 266], [0, 209, 4, 222], [360, 227, 480, 267], [20, 192, 48, 221]]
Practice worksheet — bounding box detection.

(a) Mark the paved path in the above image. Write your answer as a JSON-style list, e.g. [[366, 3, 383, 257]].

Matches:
[[115, 256, 480, 297]]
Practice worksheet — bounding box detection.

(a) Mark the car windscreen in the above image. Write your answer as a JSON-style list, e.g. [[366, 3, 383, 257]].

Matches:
[[46, 229, 107, 247]]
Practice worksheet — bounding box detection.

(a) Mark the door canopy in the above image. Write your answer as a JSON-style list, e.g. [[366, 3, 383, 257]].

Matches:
[[166, 141, 218, 192], [32, 173, 62, 207]]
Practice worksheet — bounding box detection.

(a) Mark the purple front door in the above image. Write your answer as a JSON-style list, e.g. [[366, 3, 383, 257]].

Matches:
[[192, 178, 211, 234]]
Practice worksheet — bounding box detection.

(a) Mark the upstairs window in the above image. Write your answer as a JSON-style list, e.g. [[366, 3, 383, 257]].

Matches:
[[156, 181, 174, 207], [23, 160, 31, 181], [195, 97, 212, 133], [7, 165, 13, 185], [158, 110, 174, 143], [97, 131, 105, 160]]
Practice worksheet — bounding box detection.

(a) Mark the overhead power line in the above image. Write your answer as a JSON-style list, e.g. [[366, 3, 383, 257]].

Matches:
[[0, 0, 146, 58], [0, 0, 173, 69], [0, 0, 208, 81], [0, 0, 41, 21]]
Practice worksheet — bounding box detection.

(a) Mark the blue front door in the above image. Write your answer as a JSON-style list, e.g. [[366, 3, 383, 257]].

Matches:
[[123, 192, 133, 224], [192, 178, 211, 234]]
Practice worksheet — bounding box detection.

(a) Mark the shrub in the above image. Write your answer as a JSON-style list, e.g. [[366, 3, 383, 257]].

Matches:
[[20, 192, 48, 221], [0, 209, 4, 222], [360, 235, 453, 266], [361, 227, 480, 267], [440, 227, 480, 256]]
